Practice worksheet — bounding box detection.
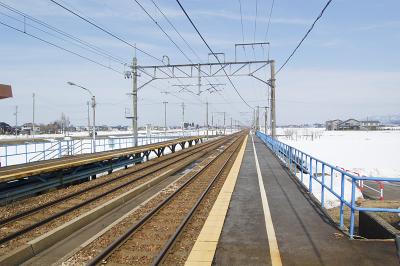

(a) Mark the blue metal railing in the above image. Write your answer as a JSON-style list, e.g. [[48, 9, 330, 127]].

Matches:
[[256, 131, 400, 239]]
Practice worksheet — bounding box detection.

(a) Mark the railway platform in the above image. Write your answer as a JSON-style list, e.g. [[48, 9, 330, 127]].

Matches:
[[0, 136, 203, 204], [188, 134, 399, 265]]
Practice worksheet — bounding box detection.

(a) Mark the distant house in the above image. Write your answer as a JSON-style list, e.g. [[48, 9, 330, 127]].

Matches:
[[338, 119, 361, 130], [21, 123, 41, 135], [325, 119, 342, 130], [360, 120, 380, 130], [326, 118, 381, 131]]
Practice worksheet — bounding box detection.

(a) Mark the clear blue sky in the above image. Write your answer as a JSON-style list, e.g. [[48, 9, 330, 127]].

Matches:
[[1, 0, 399, 127]]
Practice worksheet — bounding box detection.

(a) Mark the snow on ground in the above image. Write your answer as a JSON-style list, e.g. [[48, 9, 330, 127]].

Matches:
[[259, 127, 400, 209], [0, 128, 234, 167], [277, 127, 400, 178]]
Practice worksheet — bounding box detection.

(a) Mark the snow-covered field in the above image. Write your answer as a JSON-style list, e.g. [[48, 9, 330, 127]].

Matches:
[[277, 127, 400, 178], [257, 127, 400, 209]]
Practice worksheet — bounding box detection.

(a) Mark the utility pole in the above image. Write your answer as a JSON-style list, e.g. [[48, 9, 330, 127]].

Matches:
[[230, 117, 233, 134], [91, 96, 96, 152], [256, 106, 260, 131], [253, 109, 256, 131], [270, 60, 276, 138], [14, 105, 18, 137], [181, 102, 185, 137], [32, 93, 35, 140], [163, 101, 168, 137], [206, 101, 209, 139], [132, 57, 138, 146], [223, 112, 226, 135], [264, 106, 268, 134], [197, 63, 201, 95], [87, 101, 91, 136]]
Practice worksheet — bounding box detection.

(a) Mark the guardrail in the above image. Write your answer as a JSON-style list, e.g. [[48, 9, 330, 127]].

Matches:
[[0, 133, 198, 167], [256, 131, 400, 239]]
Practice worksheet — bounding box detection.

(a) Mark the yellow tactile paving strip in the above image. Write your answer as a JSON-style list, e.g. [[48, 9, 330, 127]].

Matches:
[[185, 135, 248, 266]]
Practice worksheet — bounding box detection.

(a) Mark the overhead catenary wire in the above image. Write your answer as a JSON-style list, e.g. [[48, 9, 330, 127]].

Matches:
[[253, 0, 258, 42], [50, 0, 206, 107], [276, 0, 333, 74], [49, 0, 163, 63], [0, 1, 127, 65], [175, 0, 254, 110], [0, 10, 127, 67], [0, 20, 124, 74], [264, 0, 275, 41], [148, 0, 238, 114], [132, 0, 193, 63]]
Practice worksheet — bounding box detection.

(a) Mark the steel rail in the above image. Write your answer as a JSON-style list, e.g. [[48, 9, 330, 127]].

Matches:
[[152, 135, 244, 265], [87, 134, 244, 266], [0, 135, 235, 245], [0, 136, 225, 227]]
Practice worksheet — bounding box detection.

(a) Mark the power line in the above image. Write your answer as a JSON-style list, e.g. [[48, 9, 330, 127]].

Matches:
[[253, 0, 258, 42], [148, 0, 238, 113], [0, 10, 127, 67], [264, 0, 275, 41], [0, 20, 124, 74], [0, 1, 127, 65], [238, 0, 245, 43], [50, 0, 205, 108], [149, 0, 201, 62], [49, 0, 162, 63], [276, 0, 333, 74], [132, 0, 192, 63], [175, 0, 254, 110]]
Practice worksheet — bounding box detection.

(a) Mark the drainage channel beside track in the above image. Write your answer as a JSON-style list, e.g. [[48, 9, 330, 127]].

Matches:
[[75, 133, 245, 266], [0, 134, 237, 264]]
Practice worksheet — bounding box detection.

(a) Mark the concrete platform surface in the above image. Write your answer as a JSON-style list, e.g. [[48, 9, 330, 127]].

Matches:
[[214, 134, 399, 266]]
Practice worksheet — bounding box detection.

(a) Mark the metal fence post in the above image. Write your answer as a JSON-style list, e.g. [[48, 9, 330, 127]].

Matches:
[[309, 157, 313, 192], [350, 178, 356, 239], [301, 153, 304, 182], [339, 172, 345, 229], [5, 146, 8, 167], [321, 163, 325, 208], [25, 143, 28, 163]]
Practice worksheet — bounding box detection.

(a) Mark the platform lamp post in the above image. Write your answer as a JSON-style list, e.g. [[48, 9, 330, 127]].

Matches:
[[67, 81, 96, 153]]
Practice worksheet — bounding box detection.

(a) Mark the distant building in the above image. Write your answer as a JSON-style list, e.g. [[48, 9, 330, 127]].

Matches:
[[325, 119, 342, 130], [360, 120, 380, 130], [21, 123, 40, 134], [326, 119, 381, 131], [338, 119, 361, 130]]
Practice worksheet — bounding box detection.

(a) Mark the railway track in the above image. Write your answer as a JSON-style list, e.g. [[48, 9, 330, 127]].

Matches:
[[0, 134, 237, 255], [85, 133, 245, 265]]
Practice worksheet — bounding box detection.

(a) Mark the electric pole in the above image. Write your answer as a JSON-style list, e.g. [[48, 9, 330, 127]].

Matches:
[[270, 60, 276, 138], [132, 57, 138, 146], [230, 117, 233, 134], [87, 101, 91, 136], [91, 96, 96, 152], [223, 112, 226, 135], [181, 102, 185, 137], [264, 106, 269, 134], [256, 106, 260, 131], [14, 105, 18, 137], [163, 101, 168, 136], [32, 93, 35, 140], [206, 101, 209, 139]]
